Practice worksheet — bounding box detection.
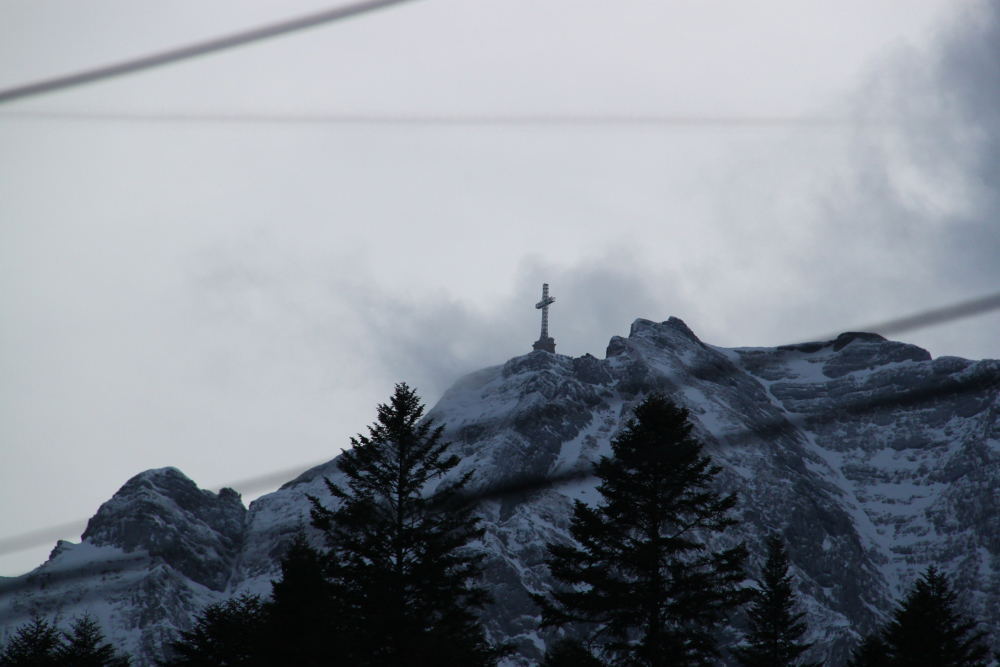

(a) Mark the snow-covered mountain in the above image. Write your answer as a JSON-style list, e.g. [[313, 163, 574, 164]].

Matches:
[[2, 318, 998, 666]]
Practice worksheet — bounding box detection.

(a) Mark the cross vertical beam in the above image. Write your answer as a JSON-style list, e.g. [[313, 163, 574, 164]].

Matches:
[[533, 283, 556, 353]]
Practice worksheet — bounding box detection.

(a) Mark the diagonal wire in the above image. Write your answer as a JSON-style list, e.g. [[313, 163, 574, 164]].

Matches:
[[1, 369, 995, 595], [447, 365, 1000, 508], [0, 111, 905, 129], [0, 463, 327, 560], [1, 290, 998, 564], [0, 0, 420, 105], [846, 290, 1000, 338], [0, 521, 92, 562]]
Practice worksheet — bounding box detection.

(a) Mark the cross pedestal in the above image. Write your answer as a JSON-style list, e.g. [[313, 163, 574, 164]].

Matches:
[[532, 337, 556, 353]]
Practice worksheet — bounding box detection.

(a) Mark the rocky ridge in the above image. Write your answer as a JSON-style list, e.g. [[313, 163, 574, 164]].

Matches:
[[1, 318, 997, 666]]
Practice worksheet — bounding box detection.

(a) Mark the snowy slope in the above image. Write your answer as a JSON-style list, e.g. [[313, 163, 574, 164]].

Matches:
[[2, 318, 997, 666]]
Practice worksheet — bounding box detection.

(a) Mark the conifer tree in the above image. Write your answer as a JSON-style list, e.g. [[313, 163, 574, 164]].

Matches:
[[848, 566, 989, 667], [532, 394, 753, 667], [0, 615, 64, 667], [259, 530, 341, 667], [161, 534, 338, 667], [309, 382, 509, 667], [57, 615, 131, 667], [733, 535, 819, 667], [845, 635, 888, 667], [540, 638, 604, 667], [162, 594, 264, 667]]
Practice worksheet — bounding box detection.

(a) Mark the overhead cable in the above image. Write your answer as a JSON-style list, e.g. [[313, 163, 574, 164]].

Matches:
[[0, 521, 90, 562], [1, 290, 998, 560], [857, 290, 1000, 337], [0, 111, 903, 128], [1, 368, 995, 591], [0, 463, 327, 559], [0, 0, 419, 105]]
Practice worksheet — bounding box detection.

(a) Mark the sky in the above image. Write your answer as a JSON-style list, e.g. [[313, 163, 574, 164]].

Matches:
[[2, 0, 999, 576]]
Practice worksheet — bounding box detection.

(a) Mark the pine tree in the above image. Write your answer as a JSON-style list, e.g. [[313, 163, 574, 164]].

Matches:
[[733, 535, 820, 667], [160, 534, 339, 667], [162, 595, 265, 667], [308, 382, 509, 667], [0, 616, 64, 667], [848, 566, 989, 667], [540, 638, 604, 667], [532, 394, 753, 667], [259, 530, 341, 667], [845, 635, 888, 667], [56, 615, 131, 667]]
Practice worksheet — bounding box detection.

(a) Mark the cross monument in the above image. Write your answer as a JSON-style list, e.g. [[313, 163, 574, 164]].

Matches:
[[532, 283, 556, 353]]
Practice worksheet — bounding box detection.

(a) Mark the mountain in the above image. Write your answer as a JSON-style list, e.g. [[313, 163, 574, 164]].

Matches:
[[2, 317, 997, 666]]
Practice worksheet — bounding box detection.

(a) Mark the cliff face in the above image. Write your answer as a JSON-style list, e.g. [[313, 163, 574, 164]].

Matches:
[[2, 318, 997, 666], [81, 467, 247, 593]]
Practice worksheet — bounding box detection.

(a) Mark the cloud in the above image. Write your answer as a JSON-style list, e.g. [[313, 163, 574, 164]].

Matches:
[[169, 1, 1000, 430], [931, 1, 1000, 287], [810, 0, 1000, 358], [186, 242, 687, 403], [845, 0, 1000, 292], [674, 0, 1000, 357]]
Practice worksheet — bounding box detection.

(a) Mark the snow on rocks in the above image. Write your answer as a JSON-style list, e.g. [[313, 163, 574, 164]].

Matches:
[[2, 318, 997, 666]]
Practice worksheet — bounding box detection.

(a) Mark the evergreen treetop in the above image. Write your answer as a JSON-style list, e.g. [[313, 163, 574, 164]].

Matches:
[[733, 535, 819, 667], [847, 566, 990, 667], [540, 637, 603, 667], [57, 615, 131, 667], [533, 393, 753, 667], [0, 616, 64, 667], [161, 536, 335, 667], [845, 635, 889, 667], [309, 382, 509, 667], [161, 595, 264, 667], [258, 529, 340, 667], [0, 614, 130, 667]]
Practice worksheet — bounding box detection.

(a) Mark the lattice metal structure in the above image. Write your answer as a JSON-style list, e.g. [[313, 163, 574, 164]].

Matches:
[[532, 283, 556, 353]]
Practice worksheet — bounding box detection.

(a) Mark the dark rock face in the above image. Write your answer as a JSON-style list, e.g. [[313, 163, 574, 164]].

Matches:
[[3, 319, 997, 667], [572, 353, 612, 386], [83, 468, 247, 592]]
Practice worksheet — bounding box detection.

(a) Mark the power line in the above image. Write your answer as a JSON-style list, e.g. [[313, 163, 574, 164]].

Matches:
[[0, 110, 906, 128], [855, 290, 1000, 338], [0, 463, 326, 559], [1, 290, 998, 561], [446, 364, 1000, 508], [0, 0, 419, 105], [1, 367, 995, 593], [0, 521, 90, 562]]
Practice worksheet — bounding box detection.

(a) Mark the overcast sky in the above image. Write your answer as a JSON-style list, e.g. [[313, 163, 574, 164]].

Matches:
[[2, 0, 999, 576]]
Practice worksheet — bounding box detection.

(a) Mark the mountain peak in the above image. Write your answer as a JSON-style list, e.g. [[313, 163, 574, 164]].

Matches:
[[82, 466, 246, 591]]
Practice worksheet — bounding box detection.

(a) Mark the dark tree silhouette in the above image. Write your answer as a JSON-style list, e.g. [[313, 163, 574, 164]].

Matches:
[[845, 635, 889, 667], [540, 638, 604, 667], [1, 615, 130, 667], [733, 535, 819, 667], [57, 615, 131, 667], [0, 616, 64, 667], [160, 534, 337, 667], [847, 566, 989, 667], [532, 394, 753, 667], [259, 530, 341, 667], [309, 382, 509, 667], [162, 595, 265, 667]]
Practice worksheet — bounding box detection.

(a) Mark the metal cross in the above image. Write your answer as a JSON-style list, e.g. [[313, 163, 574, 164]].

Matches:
[[535, 283, 555, 341]]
